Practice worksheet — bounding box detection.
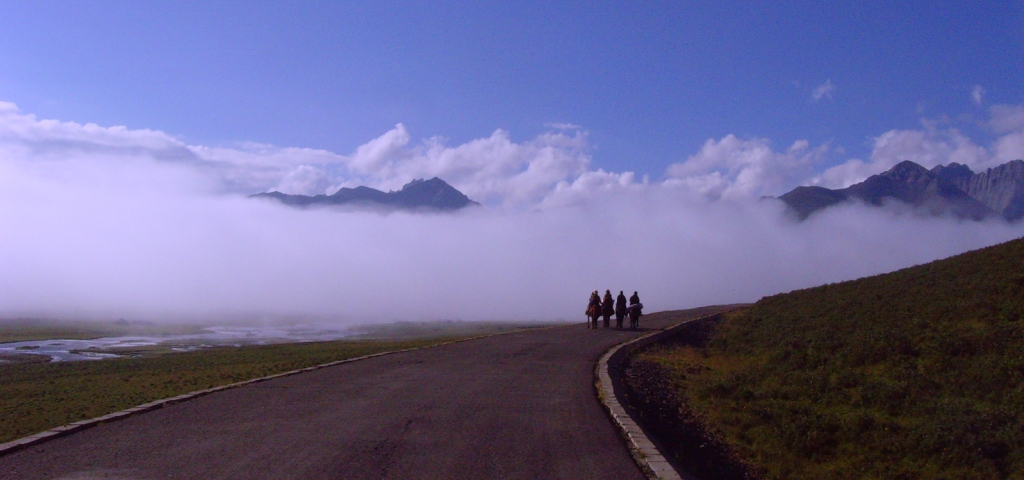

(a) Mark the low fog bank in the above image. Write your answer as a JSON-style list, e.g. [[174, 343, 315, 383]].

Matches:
[[2, 155, 1021, 324], [4, 99, 1024, 324]]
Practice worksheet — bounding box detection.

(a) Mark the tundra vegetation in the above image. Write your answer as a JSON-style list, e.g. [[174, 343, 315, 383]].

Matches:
[[638, 236, 1024, 479], [0, 319, 206, 344]]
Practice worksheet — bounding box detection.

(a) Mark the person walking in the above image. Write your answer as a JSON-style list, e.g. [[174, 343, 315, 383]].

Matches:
[[615, 291, 627, 329], [601, 290, 614, 328]]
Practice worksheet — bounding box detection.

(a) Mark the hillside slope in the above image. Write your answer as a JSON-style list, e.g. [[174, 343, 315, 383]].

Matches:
[[639, 237, 1024, 479]]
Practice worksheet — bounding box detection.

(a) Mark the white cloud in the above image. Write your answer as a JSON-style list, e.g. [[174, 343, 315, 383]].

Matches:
[[191, 143, 346, 194], [989, 104, 1024, 133], [872, 124, 990, 169], [2, 101, 1023, 323], [811, 79, 835, 102], [992, 131, 1024, 164], [540, 169, 644, 208], [335, 127, 593, 208], [811, 158, 871, 189], [813, 126, 990, 188], [0, 102, 349, 195], [5, 99, 1024, 210], [346, 123, 413, 175], [0, 102, 193, 161], [972, 85, 986, 107], [2, 157, 1020, 322], [276, 165, 333, 196], [544, 122, 583, 130], [813, 106, 1024, 188], [987, 105, 1024, 163], [0, 103, 595, 208], [665, 135, 828, 200]]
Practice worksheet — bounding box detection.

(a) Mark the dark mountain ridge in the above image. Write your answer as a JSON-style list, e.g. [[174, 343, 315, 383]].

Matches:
[[250, 177, 479, 211], [778, 159, 1024, 221]]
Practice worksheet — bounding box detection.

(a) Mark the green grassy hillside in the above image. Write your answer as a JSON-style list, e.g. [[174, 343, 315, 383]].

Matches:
[[641, 237, 1024, 479]]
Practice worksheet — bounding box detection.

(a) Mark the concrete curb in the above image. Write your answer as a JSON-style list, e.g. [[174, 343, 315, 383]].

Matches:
[[0, 325, 557, 459], [595, 314, 726, 480]]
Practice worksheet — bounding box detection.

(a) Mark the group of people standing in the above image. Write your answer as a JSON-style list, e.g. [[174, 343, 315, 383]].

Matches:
[[586, 290, 643, 329]]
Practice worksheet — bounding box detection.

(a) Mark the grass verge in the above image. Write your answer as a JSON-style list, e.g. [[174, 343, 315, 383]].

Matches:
[[636, 236, 1024, 479], [0, 337, 461, 444]]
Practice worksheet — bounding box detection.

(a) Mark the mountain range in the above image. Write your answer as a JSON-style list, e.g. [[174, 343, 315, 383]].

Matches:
[[250, 177, 479, 211], [777, 159, 1024, 221]]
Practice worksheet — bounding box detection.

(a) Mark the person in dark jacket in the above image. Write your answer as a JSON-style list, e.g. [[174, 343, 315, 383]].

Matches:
[[601, 290, 614, 328], [629, 291, 640, 305], [615, 291, 627, 329]]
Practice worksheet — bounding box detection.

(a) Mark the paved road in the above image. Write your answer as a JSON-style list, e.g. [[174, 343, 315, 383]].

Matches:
[[0, 307, 729, 480]]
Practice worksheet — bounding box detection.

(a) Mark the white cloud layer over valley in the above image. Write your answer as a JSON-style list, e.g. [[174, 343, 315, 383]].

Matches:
[[2, 101, 1024, 323]]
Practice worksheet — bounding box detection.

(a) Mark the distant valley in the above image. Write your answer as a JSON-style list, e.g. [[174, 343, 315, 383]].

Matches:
[[251, 177, 479, 211], [777, 159, 1024, 221]]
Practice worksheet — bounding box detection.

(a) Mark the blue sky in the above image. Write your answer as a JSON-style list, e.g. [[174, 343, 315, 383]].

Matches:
[[1, 1, 1020, 183]]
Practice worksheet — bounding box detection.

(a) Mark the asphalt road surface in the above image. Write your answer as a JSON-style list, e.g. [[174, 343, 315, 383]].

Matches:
[[0, 307, 730, 480]]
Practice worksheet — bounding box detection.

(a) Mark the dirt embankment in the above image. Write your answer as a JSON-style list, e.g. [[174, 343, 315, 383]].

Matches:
[[616, 315, 761, 480]]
